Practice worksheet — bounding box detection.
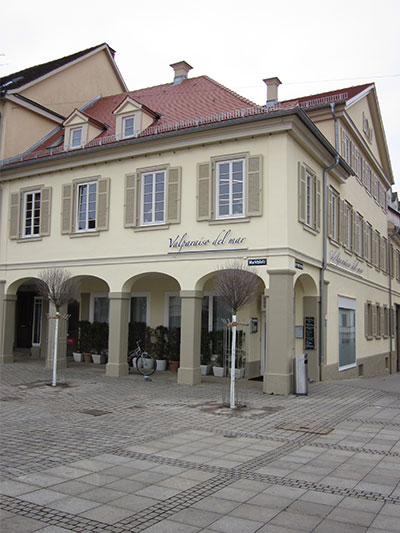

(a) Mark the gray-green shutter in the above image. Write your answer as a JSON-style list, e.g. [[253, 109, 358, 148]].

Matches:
[[9, 192, 21, 239], [124, 173, 137, 228], [247, 155, 262, 216], [197, 162, 211, 221], [298, 163, 306, 224], [97, 178, 110, 231], [327, 189, 333, 238], [364, 303, 369, 338], [40, 187, 52, 236], [167, 167, 181, 224], [315, 178, 321, 232], [339, 199, 345, 245], [61, 184, 73, 234]]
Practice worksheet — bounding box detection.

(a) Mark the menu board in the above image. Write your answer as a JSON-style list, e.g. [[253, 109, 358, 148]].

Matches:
[[305, 317, 315, 350]]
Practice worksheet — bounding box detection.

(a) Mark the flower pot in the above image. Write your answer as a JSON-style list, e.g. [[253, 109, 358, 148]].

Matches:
[[92, 353, 107, 364], [212, 366, 225, 377], [228, 367, 245, 379], [83, 352, 93, 363], [200, 364, 212, 375], [73, 352, 83, 362], [156, 359, 167, 371], [169, 360, 180, 372]]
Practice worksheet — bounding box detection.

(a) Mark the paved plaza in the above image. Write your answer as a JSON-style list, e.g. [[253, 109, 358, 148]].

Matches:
[[0, 358, 399, 532]]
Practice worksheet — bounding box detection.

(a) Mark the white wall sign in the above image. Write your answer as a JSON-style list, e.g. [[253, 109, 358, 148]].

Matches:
[[168, 229, 247, 254]]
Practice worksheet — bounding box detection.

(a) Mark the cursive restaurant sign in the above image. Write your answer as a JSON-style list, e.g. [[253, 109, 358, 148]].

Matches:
[[329, 250, 364, 275], [168, 229, 247, 254]]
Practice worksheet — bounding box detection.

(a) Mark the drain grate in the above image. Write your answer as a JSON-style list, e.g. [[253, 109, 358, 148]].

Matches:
[[276, 423, 333, 435], [80, 409, 111, 417]]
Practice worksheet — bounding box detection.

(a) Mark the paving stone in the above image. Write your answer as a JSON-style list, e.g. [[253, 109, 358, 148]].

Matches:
[[207, 514, 264, 533], [0, 514, 47, 532]]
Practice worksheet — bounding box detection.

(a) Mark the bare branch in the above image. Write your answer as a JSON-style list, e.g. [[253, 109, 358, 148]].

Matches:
[[214, 260, 262, 314], [36, 268, 78, 312]]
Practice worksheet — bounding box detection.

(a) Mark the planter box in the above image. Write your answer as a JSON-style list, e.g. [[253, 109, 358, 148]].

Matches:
[[92, 353, 107, 364], [156, 359, 167, 371], [169, 360, 180, 372], [83, 353, 93, 363], [228, 367, 245, 379], [72, 352, 83, 362], [212, 366, 225, 377], [200, 364, 212, 375]]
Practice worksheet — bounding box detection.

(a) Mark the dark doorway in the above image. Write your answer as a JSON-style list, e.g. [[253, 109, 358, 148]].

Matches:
[[16, 292, 35, 348]]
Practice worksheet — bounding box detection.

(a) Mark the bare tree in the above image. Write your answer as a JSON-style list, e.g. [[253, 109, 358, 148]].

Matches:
[[215, 261, 262, 408], [215, 260, 262, 314], [36, 267, 78, 311], [35, 268, 78, 386]]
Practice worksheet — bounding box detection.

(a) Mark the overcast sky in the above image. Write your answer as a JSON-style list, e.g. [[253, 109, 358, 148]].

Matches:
[[2, 0, 399, 190]]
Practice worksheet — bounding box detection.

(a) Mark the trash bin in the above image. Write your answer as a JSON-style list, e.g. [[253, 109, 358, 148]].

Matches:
[[295, 353, 308, 395]]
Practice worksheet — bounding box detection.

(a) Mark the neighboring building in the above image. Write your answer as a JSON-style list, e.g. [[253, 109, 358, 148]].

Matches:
[[0, 43, 127, 161], [0, 58, 399, 394]]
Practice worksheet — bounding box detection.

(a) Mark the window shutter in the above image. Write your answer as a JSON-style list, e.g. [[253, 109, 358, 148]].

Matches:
[[362, 220, 367, 261], [372, 304, 377, 337], [247, 155, 262, 216], [124, 173, 137, 228], [9, 192, 21, 239], [197, 162, 211, 221], [40, 187, 52, 236], [167, 166, 181, 224], [341, 128, 346, 157], [315, 178, 321, 232], [327, 189, 333, 238], [298, 163, 306, 224], [339, 199, 345, 244], [364, 303, 369, 338], [97, 178, 110, 231], [61, 184, 73, 234]]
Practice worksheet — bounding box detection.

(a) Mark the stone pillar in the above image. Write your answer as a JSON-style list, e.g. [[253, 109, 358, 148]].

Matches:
[[106, 292, 130, 377], [177, 290, 203, 385], [264, 269, 295, 395], [0, 285, 16, 364], [46, 303, 68, 370]]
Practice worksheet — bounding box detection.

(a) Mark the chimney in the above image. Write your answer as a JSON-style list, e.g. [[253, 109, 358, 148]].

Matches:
[[263, 77, 282, 105], [170, 61, 193, 85]]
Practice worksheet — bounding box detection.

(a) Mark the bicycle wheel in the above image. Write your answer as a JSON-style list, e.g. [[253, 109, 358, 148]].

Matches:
[[136, 352, 156, 376]]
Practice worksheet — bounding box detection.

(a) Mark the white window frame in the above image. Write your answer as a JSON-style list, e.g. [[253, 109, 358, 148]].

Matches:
[[164, 291, 181, 328], [365, 223, 373, 263], [329, 187, 340, 242], [76, 181, 97, 232], [338, 296, 357, 371], [122, 116, 135, 139], [216, 158, 246, 219], [23, 189, 41, 238], [90, 293, 109, 323], [130, 292, 151, 326], [141, 170, 166, 226], [305, 171, 313, 227], [70, 127, 83, 149], [354, 148, 362, 182], [343, 201, 353, 251], [354, 212, 363, 258], [32, 296, 43, 346]]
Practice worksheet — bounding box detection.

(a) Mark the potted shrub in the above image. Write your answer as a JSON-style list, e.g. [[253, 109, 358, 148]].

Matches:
[[78, 321, 93, 363], [212, 352, 225, 377], [153, 325, 168, 370], [91, 322, 108, 364], [168, 327, 180, 372], [200, 330, 212, 375]]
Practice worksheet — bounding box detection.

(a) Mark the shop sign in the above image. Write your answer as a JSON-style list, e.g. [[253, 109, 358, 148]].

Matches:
[[248, 258, 267, 266], [329, 250, 364, 275], [168, 229, 246, 253]]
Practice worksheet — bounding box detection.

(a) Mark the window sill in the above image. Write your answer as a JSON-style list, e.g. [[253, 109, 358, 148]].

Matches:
[[343, 248, 353, 256], [134, 224, 170, 232], [328, 238, 340, 247], [16, 236, 43, 243], [209, 217, 250, 225], [338, 362, 357, 372], [70, 231, 100, 238], [303, 224, 318, 236]]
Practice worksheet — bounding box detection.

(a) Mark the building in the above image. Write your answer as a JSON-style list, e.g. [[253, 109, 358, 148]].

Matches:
[[1, 51, 399, 394], [0, 43, 127, 161]]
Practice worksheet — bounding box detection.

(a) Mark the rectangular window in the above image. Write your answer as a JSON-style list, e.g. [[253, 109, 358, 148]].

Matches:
[[396, 250, 400, 281], [376, 304, 382, 338], [130, 295, 149, 325], [77, 182, 97, 231], [305, 172, 313, 227], [23, 190, 41, 237], [354, 148, 362, 182], [216, 159, 245, 218], [383, 306, 389, 338], [381, 237, 388, 273], [339, 297, 356, 369], [343, 201, 353, 251], [298, 163, 320, 232], [123, 116, 135, 138], [167, 295, 181, 329], [328, 187, 340, 242], [32, 297, 43, 346], [372, 230, 380, 269], [365, 301, 373, 339], [70, 127, 82, 149], [141, 170, 166, 225], [364, 163, 372, 193], [94, 296, 109, 323], [341, 129, 352, 165], [365, 223, 372, 263], [354, 212, 363, 257]]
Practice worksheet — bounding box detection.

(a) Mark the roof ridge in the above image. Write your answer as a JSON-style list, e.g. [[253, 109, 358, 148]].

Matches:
[[283, 82, 374, 104]]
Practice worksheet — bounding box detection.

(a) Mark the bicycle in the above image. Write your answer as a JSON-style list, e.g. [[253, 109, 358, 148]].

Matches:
[[128, 341, 156, 376]]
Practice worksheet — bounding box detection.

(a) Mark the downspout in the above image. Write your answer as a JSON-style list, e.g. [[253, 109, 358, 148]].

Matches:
[[319, 103, 340, 380]]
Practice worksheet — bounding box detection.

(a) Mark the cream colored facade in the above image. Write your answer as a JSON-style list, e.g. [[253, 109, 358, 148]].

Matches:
[[0, 44, 127, 161], [0, 81, 398, 394]]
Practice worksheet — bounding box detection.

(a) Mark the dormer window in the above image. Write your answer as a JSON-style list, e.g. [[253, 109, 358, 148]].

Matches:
[[123, 116, 135, 138], [70, 127, 82, 149], [113, 96, 157, 140]]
